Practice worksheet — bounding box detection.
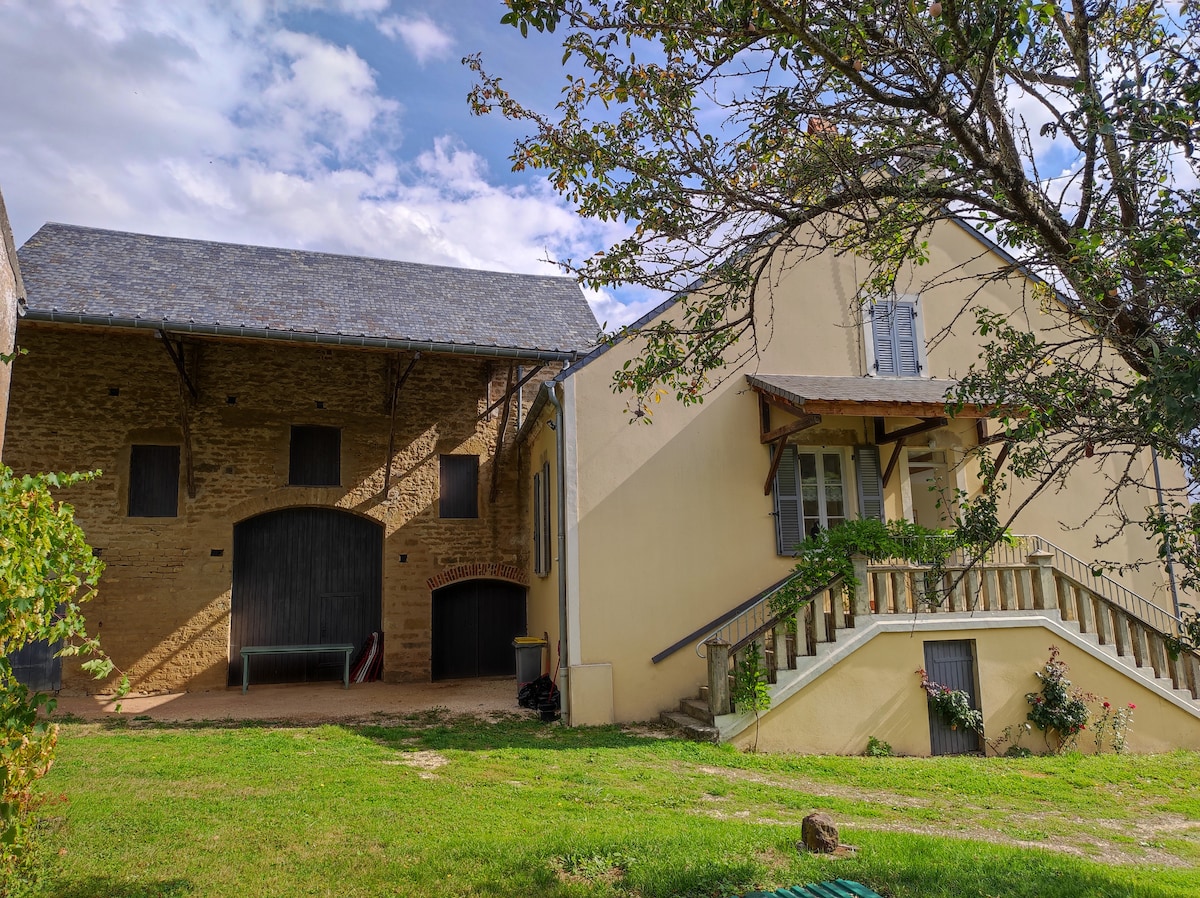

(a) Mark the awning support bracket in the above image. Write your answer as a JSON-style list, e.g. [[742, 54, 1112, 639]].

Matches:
[[383, 352, 420, 496]]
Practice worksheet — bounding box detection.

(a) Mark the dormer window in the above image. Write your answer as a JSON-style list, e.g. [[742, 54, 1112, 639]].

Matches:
[[866, 297, 926, 377]]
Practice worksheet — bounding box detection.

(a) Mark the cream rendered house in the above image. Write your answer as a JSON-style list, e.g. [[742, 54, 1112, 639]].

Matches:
[[519, 217, 1200, 755]]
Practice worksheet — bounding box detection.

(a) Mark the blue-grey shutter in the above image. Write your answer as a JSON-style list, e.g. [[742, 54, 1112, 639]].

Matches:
[[855, 445, 884, 521], [892, 302, 921, 376], [540, 460, 552, 573], [871, 303, 897, 375], [773, 445, 802, 555], [532, 472, 543, 573]]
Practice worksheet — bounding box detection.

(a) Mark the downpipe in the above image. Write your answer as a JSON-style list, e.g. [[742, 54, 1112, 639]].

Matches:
[[546, 384, 570, 722]]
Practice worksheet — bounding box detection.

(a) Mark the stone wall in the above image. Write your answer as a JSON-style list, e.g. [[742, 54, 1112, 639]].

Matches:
[[4, 322, 558, 692]]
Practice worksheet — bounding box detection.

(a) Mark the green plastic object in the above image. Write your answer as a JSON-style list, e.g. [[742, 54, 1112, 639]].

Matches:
[[737, 880, 885, 898]]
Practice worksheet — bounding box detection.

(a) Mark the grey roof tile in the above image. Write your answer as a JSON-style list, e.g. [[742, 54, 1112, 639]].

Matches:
[[748, 374, 959, 406], [16, 223, 599, 355]]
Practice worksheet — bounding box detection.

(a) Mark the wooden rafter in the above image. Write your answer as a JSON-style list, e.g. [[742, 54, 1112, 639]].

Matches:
[[382, 352, 420, 496], [158, 330, 197, 402], [882, 436, 907, 488], [763, 436, 788, 496], [478, 364, 544, 420], [874, 416, 948, 444], [490, 363, 516, 501], [159, 331, 197, 499], [760, 413, 822, 444], [983, 441, 1013, 493]]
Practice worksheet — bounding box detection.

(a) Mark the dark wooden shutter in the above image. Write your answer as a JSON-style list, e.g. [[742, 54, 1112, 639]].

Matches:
[[8, 639, 61, 692], [289, 426, 341, 486], [440, 455, 479, 518], [924, 640, 982, 755], [773, 445, 802, 555], [128, 444, 180, 517], [855, 445, 885, 521]]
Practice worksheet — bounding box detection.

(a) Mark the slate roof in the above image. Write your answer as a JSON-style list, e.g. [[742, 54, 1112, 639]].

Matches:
[[747, 374, 960, 408], [16, 223, 599, 358]]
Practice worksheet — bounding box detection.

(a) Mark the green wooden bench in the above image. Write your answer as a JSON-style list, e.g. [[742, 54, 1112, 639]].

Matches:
[[240, 644, 355, 694], [735, 880, 885, 898]]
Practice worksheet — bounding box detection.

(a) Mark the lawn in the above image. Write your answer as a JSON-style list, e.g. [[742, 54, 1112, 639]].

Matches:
[[24, 711, 1200, 898]]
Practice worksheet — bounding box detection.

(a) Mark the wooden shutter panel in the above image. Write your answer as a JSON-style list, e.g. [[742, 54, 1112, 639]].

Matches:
[[532, 472, 543, 573], [856, 445, 885, 521], [540, 460, 552, 573], [439, 455, 479, 518], [773, 445, 802, 555], [128, 444, 180, 517], [871, 303, 898, 375], [892, 302, 921, 376], [289, 426, 341, 486]]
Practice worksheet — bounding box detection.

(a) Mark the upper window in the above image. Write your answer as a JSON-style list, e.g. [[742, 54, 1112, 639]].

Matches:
[[128, 444, 180, 517], [289, 426, 341, 486], [866, 298, 926, 377], [532, 461, 552, 575], [440, 455, 479, 519]]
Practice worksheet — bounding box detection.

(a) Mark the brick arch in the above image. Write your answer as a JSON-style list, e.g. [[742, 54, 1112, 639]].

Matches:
[[427, 563, 528, 591], [226, 489, 386, 528]]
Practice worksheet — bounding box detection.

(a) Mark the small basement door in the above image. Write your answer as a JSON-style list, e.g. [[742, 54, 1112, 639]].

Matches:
[[923, 639, 982, 755], [431, 580, 526, 680], [229, 507, 382, 686]]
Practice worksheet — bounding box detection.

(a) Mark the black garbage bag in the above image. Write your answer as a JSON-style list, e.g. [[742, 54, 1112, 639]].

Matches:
[[517, 674, 560, 713]]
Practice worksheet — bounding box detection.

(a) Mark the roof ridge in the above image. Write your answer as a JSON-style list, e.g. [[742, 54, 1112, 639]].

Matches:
[[31, 222, 578, 284]]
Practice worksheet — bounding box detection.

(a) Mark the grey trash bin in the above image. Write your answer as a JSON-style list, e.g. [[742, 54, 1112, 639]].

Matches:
[[513, 637, 547, 686]]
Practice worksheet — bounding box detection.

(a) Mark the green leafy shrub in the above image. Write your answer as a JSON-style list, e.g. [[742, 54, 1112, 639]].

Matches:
[[865, 736, 893, 757], [731, 642, 770, 751], [0, 466, 122, 892], [1026, 646, 1092, 752]]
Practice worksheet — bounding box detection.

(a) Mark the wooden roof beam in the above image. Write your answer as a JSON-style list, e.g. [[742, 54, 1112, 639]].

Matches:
[[874, 417, 949, 444]]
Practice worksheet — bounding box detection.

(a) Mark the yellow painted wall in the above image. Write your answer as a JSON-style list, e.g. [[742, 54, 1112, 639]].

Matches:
[[558, 217, 1186, 725], [525, 404, 561, 679], [731, 626, 1200, 755]]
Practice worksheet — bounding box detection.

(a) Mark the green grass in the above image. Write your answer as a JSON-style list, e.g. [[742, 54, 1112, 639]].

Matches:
[[24, 713, 1200, 897]]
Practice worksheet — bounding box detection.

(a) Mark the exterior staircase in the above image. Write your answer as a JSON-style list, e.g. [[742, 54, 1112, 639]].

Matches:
[[655, 537, 1200, 745]]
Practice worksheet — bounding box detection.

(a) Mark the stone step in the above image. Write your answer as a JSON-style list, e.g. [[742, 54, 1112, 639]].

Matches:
[[679, 697, 715, 725], [659, 710, 720, 743]]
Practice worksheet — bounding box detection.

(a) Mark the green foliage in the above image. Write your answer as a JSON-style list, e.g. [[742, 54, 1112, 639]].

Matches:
[[0, 465, 121, 893], [865, 736, 892, 758], [475, 0, 1200, 646], [1025, 646, 1093, 753], [917, 668, 984, 735], [770, 517, 1012, 617], [731, 642, 770, 752]]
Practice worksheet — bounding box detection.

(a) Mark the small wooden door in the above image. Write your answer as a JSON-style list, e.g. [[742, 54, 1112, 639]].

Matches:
[[229, 507, 382, 686], [924, 639, 981, 755], [431, 580, 526, 680]]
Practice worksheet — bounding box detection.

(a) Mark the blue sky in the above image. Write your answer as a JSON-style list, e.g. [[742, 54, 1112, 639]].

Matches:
[[0, 0, 656, 325]]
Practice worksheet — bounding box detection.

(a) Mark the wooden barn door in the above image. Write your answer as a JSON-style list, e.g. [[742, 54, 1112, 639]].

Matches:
[[924, 640, 982, 755], [431, 580, 526, 680], [229, 508, 382, 686], [8, 640, 62, 692]]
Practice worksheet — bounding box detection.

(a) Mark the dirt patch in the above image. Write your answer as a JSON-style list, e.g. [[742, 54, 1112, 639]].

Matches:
[[384, 750, 450, 780]]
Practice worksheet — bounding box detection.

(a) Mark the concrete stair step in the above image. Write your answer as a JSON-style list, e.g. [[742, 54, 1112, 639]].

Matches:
[[659, 710, 720, 742], [679, 697, 715, 725]]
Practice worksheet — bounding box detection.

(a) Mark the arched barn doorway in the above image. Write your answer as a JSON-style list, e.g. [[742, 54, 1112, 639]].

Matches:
[[229, 507, 382, 686], [431, 580, 526, 680]]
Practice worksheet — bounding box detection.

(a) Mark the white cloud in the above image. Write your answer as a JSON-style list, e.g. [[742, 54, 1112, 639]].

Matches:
[[378, 14, 454, 65], [0, 1, 654, 330]]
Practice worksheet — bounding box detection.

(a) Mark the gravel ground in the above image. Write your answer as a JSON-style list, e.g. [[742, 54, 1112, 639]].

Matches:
[[50, 676, 527, 725]]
